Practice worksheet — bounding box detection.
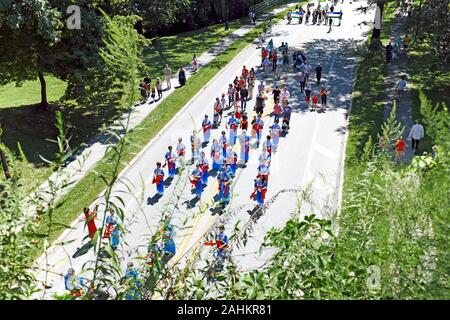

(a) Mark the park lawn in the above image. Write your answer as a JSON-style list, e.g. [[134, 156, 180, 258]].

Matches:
[[0, 18, 247, 194], [26, 4, 299, 264]]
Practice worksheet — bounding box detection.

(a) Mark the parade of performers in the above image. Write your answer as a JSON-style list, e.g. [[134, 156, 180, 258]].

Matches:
[[145, 26, 316, 269]]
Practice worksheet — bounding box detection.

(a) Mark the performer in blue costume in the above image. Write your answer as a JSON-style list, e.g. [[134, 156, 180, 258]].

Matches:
[[269, 120, 282, 153], [238, 130, 250, 163], [164, 145, 177, 178], [152, 162, 165, 196], [201, 114, 212, 144], [250, 176, 268, 207], [162, 231, 176, 264], [226, 146, 238, 176], [64, 268, 87, 297], [191, 130, 201, 162], [262, 135, 273, 156], [259, 147, 271, 167], [210, 139, 222, 171], [219, 131, 228, 157], [190, 164, 203, 197], [226, 114, 240, 146], [217, 163, 233, 205], [198, 151, 209, 186], [257, 161, 270, 182], [124, 262, 141, 300], [252, 114, 264, 148], [215, 225, 229, 262], [105, 211, 120, 250]]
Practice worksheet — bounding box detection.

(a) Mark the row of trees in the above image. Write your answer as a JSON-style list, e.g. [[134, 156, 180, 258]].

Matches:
[[0, 0, 258, 111], [369, 0, 449, 63]]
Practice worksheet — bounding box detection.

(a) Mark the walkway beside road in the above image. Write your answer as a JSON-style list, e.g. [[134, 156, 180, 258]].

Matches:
[[383, 13, 415, 163]]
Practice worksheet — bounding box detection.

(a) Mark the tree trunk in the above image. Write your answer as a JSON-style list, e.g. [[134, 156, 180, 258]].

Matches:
[[371, 2, 384, 44], [38, 71, 48, 111], [0, 147, 11, 180]]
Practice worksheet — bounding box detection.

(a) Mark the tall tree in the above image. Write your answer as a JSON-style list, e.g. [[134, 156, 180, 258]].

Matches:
[[0, 0, 62, 110]]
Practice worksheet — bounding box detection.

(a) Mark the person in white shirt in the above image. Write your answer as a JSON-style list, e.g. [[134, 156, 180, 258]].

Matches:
[[408, 120, 424, 154], [396, 75, 407, 101], [281, 87, 290, 105]]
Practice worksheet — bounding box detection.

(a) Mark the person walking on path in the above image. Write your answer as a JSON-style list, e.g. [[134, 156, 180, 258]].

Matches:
[[178, 65, 186, 86], [396, 75, 407, 101], [163, 65, 172, 89], [192, 54, 198, 73], [408, 120, 425, 154], [395, 136, 406, 163], [315, 63, 323, 85], [386, 42, 393, 63], [328, 17, 333, 33], [156, 77, 163, 100]]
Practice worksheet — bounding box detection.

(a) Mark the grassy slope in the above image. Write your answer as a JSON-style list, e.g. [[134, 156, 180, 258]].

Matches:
[[27, 6, 296, 262]]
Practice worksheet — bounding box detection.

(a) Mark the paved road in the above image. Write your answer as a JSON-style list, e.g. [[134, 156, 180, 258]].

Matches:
[[33, 0, 375, 298]]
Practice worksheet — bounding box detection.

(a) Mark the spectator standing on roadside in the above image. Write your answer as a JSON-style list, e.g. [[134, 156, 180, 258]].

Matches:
[[408, 120, 425, 154], [316, 63, 323, 85], [164, 65, 172, 89], [396, 75, 407, 101]]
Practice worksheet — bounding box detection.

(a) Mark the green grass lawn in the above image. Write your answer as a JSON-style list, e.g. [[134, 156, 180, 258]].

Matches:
[[26, 4, 298, 264]]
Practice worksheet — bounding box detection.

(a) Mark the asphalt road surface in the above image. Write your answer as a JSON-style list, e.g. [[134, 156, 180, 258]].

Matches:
[[33, 0, 375, 298]]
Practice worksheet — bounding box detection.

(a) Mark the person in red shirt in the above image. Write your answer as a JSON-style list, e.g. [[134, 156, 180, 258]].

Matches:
[[395, 137, 406, 163], [81, 205, 98, 240], [242, 66, 249, 81], [261, 48, 268, 66], [311, 95, 319, 111]]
